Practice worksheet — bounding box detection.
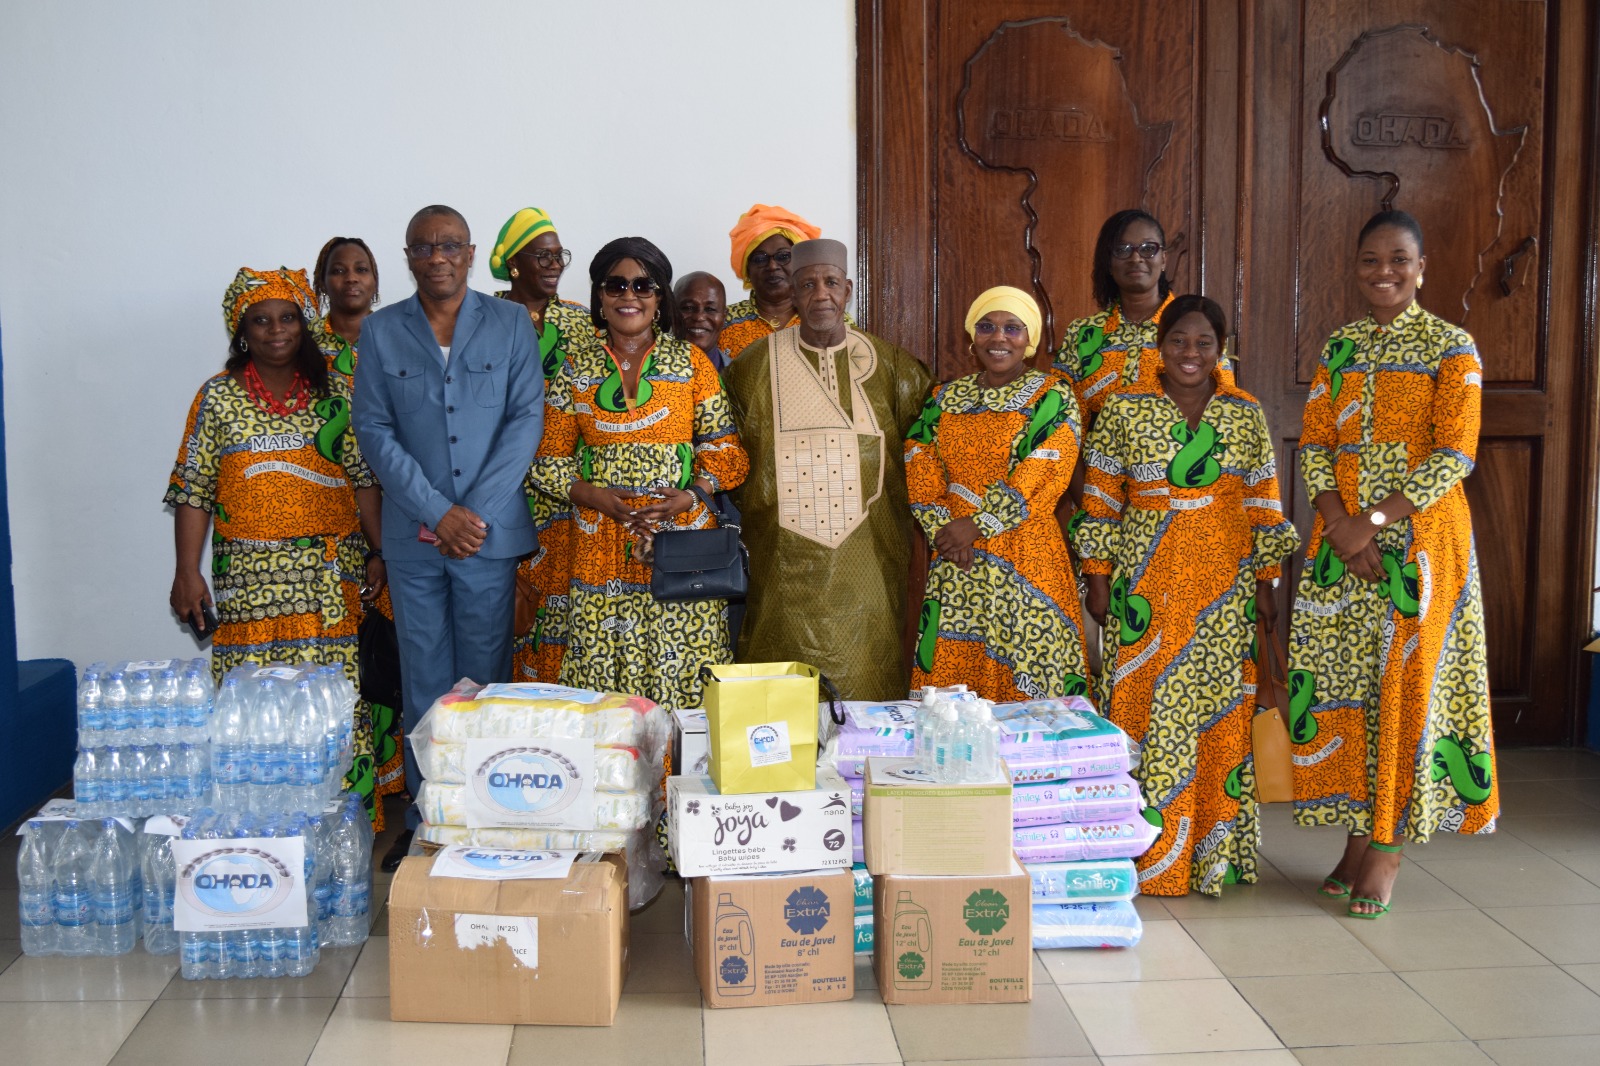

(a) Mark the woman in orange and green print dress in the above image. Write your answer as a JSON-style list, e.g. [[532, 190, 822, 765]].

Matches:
[[528, 237, 749, 710], [1290, 210, 1496, 919], [1075, 295, 1299, 897], [906, 286, 1089, 702]]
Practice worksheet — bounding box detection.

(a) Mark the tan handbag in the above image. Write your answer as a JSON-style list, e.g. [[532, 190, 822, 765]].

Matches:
[[1252, 621, 1296, 803]]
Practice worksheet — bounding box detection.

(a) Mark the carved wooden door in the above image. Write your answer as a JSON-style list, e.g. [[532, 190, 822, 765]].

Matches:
[[858, 0, 1598, 744]]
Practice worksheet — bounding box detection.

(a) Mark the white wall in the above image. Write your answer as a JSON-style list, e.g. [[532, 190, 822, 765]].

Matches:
[[0, 0, 856, 667]]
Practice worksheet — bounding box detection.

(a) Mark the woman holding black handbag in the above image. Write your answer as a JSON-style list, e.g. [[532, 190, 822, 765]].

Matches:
[[528, 237, 750, 710]]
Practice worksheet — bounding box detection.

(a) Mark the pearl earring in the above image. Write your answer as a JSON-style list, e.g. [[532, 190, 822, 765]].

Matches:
[[509, 265, 520, 279]]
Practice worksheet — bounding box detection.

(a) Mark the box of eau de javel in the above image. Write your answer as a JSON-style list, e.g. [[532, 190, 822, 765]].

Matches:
[[668, 769, 853, 876]]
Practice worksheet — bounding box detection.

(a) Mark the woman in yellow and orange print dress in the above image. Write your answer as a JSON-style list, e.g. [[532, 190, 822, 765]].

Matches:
[[1290, 210, 1496, 920], [1075, 295, 1299, 897], [528, 237, 749, 710], [906, 286, 1089, 701], [167, 269, 381, 766]]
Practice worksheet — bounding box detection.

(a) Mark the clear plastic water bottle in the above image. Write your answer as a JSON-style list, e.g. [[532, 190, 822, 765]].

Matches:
[[73, 747, 101, 818], [318, 665, 355, 782], [327, 809, 368, 946], [142, 832, 177, 955], [179, 742, 210, 804], [77, 667, 106, 747], [179, 666, 212, 744], [285, 679, 327, 813], [249, 679, 289, 814], [211, 677, 250, 812], [52, 821, 96, 956], [256, 824, 288, 978], [89, 819, 136, 954], [154, 668, 181, 744], [307, 815, 333, 949], [103, 670, 132, 743], [18, 820, 58, 956], [968, 700, 1001, 782], [102, 746, 132, 814], [177, 821, 212, 978], [121, 824, 145, 941], [127, 746, 155, 816], [128, 670, 156, 746]]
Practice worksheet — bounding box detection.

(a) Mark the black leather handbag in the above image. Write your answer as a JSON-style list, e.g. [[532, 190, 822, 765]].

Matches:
[[650, 486, 749, 602]]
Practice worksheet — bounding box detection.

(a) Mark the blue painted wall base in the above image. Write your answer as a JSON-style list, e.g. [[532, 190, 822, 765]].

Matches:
[[0, 659, 75, 826]]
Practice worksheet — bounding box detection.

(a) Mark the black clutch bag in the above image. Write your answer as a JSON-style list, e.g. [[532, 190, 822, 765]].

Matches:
[[650, 486, 749, 602]]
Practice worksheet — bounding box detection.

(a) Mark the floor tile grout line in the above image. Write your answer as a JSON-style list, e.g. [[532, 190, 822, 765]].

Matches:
[[107, 995, 160, 1066]]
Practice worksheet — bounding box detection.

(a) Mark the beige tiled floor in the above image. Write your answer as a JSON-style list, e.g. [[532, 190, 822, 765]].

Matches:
[[1, 747, 1598, 1065]]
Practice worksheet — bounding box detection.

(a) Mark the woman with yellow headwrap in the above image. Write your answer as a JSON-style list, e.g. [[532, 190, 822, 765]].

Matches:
[[488, 207, 595, 685], [903, 285, 1090, 701], [166, 268, 382, 763], [717, 203, 822, 358]]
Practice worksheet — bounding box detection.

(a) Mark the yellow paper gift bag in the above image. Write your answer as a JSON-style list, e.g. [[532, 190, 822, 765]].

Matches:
[[700, 662, 820, 794]]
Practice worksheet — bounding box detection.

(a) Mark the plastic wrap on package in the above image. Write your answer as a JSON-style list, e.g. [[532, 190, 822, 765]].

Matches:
[[1011, 774, 1144, 826], [853, 912, 873, 955], [821, 701, 918, 777], [415, 781, 651, 831], [1013, 816, 1159, 863], [851, 862, 872, 913], [1031, 901, 1142, 949], [414, 680, 668, 757], [415, 824, 665, 910], [1026, 858, 1139, 903], [415, 738, 646, 790]]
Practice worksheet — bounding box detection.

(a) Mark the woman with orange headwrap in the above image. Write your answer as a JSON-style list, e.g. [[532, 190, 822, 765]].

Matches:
[[905, 286, 1090, 701], [717, 203, 822, 358], [167, 267, 382, 705]]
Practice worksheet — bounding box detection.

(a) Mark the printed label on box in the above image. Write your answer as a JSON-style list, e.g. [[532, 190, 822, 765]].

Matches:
[[462, 737, 597, 829], [430, 846, 578, 882], [455, 913, 538, 969], [746, 721, 793, 767], [172, 835, 307, 932], [250, 666, 303, 681]]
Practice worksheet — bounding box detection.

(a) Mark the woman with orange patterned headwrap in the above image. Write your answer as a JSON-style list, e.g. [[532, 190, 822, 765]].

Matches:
[[717, 203, 822, 359], [166, 267, 383, 793]]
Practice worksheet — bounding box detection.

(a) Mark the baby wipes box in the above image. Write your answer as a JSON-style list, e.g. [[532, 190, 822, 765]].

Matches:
[[873, 859, 1033, 1004], [668, 769, 854, 876], [863, 757, 1014, 876], [388, 851, 628, 1026], [687, 867, 854, 1008]]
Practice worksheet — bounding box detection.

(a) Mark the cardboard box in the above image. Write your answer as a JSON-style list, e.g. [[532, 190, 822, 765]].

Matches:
[[668, 769, 853, 876], [862, 757, 1014, 876], [687, 868, 854, 1007], [673, 707, 709, 777], [388, 852, 628, 1025], [874, 860, 1033, 1004]]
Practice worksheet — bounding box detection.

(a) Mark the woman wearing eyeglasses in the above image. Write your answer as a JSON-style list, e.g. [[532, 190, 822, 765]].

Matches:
[[487, 208, 595, 686], [1075, 295, 1299, 897], [717, 203, 823, 359], [906, 287, 1089, 701], [529, 237, 750, 709]]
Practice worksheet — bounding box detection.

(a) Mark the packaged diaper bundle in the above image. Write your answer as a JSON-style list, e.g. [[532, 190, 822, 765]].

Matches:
[[1014, 817, 1159, 863], [1011, 774, 1143, 827], [852, 862, 873, 955], [408, 679, 671, 907], [1031, 901, 1142, 949], [1027, 858, 1138, 904]]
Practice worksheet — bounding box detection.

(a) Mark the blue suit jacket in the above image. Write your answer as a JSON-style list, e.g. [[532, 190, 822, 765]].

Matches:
[[352, 288, 544, 561]]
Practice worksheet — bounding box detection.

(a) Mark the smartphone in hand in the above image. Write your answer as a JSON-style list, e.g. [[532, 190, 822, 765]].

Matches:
[[188, 602, 219, 642]]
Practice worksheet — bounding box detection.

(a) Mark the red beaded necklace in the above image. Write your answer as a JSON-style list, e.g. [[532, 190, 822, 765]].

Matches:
[[243, 360, 309, 417]]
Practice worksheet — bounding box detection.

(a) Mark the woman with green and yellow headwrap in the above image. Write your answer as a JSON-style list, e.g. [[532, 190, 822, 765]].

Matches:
[[904, 285, 1090, 701], [489, 207, 595, 684]]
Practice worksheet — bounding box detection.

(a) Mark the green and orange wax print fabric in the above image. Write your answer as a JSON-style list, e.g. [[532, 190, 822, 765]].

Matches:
[[528, 332, 749, 711], [1289, 302, 1497, 844], [1075, 371, 1299, 896], [165, 370, 389, 825], [723, 326, 933, 701], [495, 295, 597, 686], [904, 369, 1090, 702]]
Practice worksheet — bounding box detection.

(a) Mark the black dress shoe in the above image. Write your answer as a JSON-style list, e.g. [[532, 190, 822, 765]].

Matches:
[[381, 829, 414, 873]]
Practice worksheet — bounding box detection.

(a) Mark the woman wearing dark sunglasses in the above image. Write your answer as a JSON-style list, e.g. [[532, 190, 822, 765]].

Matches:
[[528, 237, 750, 710], [487, 208, 595, 688]]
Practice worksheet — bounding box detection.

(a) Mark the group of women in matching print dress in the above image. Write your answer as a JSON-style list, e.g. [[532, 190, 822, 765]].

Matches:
[[165, 203, 1495, 915]]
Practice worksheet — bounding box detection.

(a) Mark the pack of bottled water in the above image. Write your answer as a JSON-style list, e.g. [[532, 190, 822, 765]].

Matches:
[[913, 686, 1003, 784], [172, 794, 371, 980], [211, 663, 357, 816], [74, 660, 215, 817], [17, 818, 145, 956]]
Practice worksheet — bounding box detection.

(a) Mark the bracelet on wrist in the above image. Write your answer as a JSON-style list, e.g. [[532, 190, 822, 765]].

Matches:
[[365, 547, 383, 563]]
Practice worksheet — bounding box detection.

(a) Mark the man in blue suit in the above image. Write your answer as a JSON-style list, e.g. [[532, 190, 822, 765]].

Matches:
[[353, 204, 544, 863]]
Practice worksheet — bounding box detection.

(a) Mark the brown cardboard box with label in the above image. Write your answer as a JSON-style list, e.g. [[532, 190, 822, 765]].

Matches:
[[688, 868, 854, 1008], [873, 861, 1032, 1005], [863, 757, 1013, 876], [388, 853, 628, 1025]]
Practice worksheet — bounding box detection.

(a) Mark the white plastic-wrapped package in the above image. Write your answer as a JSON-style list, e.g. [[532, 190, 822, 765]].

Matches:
[[1031, 901, 1142, 949], [415, 738, 647, 790], [413, 824, 667, 909], [416, 680, 668, 755], [1013, 816, 1159, 863], [1026, 859, 1139, 903], [415, 781, 651, 831], [1011, 774, 1144, 826]]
